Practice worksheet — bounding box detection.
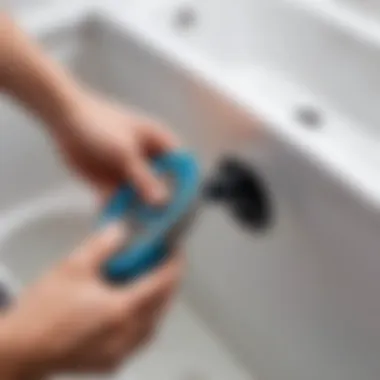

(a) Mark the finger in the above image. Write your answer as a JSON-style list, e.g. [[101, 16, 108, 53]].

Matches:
[[141, 121, 181, 156], [143, 254, 185, 316], [98, 321, 154, 371], [72, 223, 128, 270], [135, 254, 183, 315], [96, 183, 117, 209], [125, 319, 156, 353], [121, 253, 184, 309], [125, 151, 168, 205]]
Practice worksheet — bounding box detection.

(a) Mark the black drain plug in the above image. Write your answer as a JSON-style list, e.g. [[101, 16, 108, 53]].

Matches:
[[203, 157, 272, 231]]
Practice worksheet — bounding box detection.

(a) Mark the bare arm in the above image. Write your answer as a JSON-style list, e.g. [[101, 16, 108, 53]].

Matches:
[[0, 12, 176, 201], [0, 13, 183, 379], [0, 13, 84, 131]]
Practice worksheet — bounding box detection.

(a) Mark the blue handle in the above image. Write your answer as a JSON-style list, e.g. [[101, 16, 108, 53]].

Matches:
[[98, 151, 200, 283]]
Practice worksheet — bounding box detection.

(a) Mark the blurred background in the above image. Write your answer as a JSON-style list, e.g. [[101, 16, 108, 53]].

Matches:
[[2, 1, 380, 380]]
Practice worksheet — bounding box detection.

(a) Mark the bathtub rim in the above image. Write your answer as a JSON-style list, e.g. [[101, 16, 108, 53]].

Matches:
[[93, 6, 380, 216], [10, 2, 380, 214]]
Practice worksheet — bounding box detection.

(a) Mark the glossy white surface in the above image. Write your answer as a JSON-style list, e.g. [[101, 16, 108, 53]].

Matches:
[[0, 7, 252, 380], [2, 2, 380, 380]]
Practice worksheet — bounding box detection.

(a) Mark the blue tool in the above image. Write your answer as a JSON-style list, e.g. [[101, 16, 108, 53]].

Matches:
[[98, 150, 200, 283]]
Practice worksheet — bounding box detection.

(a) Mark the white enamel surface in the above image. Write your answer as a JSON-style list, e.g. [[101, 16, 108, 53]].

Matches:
[[2, 2, 380, 380], [0, 6, 252, 380], [101, 0, 380, 209]]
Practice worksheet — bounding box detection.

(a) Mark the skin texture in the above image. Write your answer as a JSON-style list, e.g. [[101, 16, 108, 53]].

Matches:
[[0, 224, 183, 379], [0, 13, 180, 202], [54, 92, 180, 202], [0, 13, 184, 379]]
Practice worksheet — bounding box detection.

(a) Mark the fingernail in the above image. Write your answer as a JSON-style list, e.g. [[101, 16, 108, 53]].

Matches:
[[150, 184, 169, 204], [105, 222, 129, 242]]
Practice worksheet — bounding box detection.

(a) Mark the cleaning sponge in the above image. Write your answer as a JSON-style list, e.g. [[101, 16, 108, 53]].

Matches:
[[99, 151, 200, 283]]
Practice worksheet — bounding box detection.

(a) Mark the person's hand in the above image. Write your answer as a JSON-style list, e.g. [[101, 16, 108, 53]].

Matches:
[[0, 15, 180, 204], [0, 224, 183, 379], [53, 91, 180, 204]]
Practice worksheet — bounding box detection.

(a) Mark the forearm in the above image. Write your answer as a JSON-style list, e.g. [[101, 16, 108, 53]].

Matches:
[[0, 331, 32, 380], [0, 316, 46, 380], [0, 13, 85, 131]]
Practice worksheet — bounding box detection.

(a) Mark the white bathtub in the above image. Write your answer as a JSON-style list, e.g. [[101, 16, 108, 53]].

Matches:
[[1, 2, 380, 380]]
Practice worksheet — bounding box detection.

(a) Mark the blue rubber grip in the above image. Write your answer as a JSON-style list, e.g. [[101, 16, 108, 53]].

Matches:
[[98, 151, 200, 283]]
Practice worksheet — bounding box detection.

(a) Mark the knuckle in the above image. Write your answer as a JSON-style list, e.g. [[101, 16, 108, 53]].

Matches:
[[97, 358, 120, 374], [61, 256, 82, 274], [172, 263, 184, 285], [137, 324, 156, 347], [97, 346, 124, 373], [162, 272, 180, 295], [108, 304, 126, 328], [96, 235, 113, 253], [83, 235, 102, 252], [104, 352, 122, 370]]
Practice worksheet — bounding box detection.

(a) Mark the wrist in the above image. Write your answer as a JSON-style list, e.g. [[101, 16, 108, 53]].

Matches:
[[0, 316, 48, 380], [0, 14, 88, 136], [31, 77, 87, 136], [4, 59, 87, 135], [0, 13, 12, 86]]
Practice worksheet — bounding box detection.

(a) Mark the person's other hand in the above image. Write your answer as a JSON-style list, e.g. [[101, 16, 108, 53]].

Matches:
[[54, 92, 180, 204], [0, 224, 183, 379]]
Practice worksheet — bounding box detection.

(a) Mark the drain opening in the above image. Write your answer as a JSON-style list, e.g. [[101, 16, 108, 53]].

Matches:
[[173, 6, 198, 31], [294, 105, 324, 129]]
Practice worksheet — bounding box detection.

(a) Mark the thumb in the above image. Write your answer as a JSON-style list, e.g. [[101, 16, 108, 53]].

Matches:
[[122, 253, 184, 308], [73, 223, 128, 271], [125, 152, 168, 205]]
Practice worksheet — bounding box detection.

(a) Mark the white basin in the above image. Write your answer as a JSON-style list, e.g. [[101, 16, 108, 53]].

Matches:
[[2, 2, 380, 380], [0, 5, 253, 380], [0, 186, 94, 287], [135, 0, 380, 137]]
